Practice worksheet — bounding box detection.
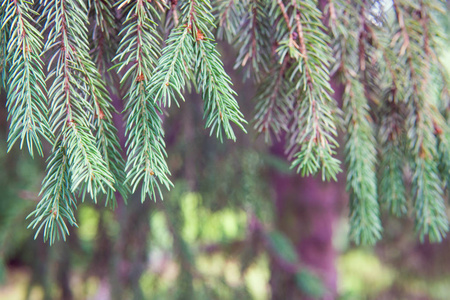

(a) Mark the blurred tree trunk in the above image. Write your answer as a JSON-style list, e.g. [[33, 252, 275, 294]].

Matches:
[[269, 78, 345, 299], [269, 143, 343, 300]]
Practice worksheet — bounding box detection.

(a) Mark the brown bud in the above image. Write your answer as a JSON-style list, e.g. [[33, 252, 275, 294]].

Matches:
[[196, 29, 205, 41], [433, 121, 443, 135], [97, 109, 105, 120], [136, 73, 145, 82]]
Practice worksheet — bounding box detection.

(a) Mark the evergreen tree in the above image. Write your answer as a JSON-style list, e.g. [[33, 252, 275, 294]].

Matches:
[[0, 0, 449, 247]]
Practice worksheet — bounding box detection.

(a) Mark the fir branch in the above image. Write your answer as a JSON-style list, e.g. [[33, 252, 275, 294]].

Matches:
[[276, 0, 341, 180], [114, 0, 172, 201], [378, 98, 407, 217], [2, 0, 50, 157], [408, 99, 448, 242], [253, 58, 293, 143], [391, 0, 449, 241], [125, 99, 171, 201], [89, 0, 117, 79], [232, 0, 272, 81], [42, 0, 114, 199], [27, 143, 77, 245], [214, 0, 239, 42], [330, 0, 386, 243], [0, 6, 8, 89], [195, 36, 246, 141], [148, 24, 195, 107], [73, 33, 128, 206], [148, 0, 206, 108], [344, 78, 381, 244], [193, 0, 247, 140], [364, 6, 409, 219], [150, 0, 246, 141]]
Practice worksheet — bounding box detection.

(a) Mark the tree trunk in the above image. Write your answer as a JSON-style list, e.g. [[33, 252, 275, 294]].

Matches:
[[269, 140, 344, 300]]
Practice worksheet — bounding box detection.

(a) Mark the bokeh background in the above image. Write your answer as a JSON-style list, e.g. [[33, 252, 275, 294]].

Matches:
[[1, 27, 450, 300]]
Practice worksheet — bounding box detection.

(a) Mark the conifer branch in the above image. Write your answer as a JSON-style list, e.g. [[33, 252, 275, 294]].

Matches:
[[342, 2, 382, 244], [276, 0, 341, 180], [330, 0, 395, 243], [73, 31, 128, 206], [2, 0, 50, 157], [391, 0, 449, 241], [194, 0, 247, 140], [41, 0, 114, 200], [27, 143, 77, 245], [114, 0, 172, 201], [232, 0, 272, 81], [253, 58, 293, 142], [148, 24, 195, 107], [408, 99, 448, 242], [378, 98, 407, 217], [195, 37, 246, 141], [150, 0, 246, 141], [0, 6, 9, 89], [89, 0, 117, 78], [344, 78, 381, 244], [2, 0, 447, 246], [215, 0, 239, 42]]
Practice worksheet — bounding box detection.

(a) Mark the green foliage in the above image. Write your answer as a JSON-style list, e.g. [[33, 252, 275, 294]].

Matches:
[[27, 143, 77, 244], [1, 0, 50, 157], [387, 0, 449, 242], [344, 79, 381, 244], [275, 0, 341, 181], [234, 0, 342, 180], [149, 0, 246, 141], [330, 0, 381, 244], [216, 0, 272, 81], [195, 37, 246, 141], [113, 0, 171, 201], [253, 60, 293, 143], [0, 0, 450, 246]]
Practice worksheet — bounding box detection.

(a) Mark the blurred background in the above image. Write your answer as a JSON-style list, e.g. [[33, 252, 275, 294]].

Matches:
[[1, 39, 450, 300]]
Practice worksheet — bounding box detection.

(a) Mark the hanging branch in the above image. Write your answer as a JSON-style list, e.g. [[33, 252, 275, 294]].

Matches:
[[253, 58, 293, 143], [344, 78, 381, 244], [27, 143, 76, 244], [147, 1, 196, 108], [215, 0, 240, 42], [84, 0, 129, 206], [0, 5, 7, 88], [44, 0, 115, 194], [377, 35, 409, 217], [113, 0, 172, 201], [27, 0, 116, 241], [89, 0, 117, 80], [378, 94, 407, 217], [274, 0, 341, 181], [330, 1, 382, 244], [391, 0, 448, 242], [232, 0, 272, 81], [74, 50, 128, 206], [329, 0, 384, 243], [2, 0, 50, 157], [150, 0, 246, 141]]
